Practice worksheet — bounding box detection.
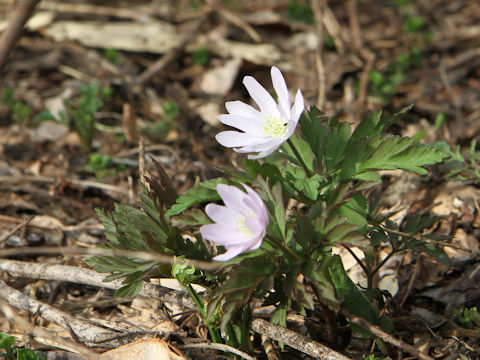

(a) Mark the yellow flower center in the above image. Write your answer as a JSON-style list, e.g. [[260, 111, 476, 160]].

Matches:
[[262, 115, 286, 137], [236, 217, 252, 237]]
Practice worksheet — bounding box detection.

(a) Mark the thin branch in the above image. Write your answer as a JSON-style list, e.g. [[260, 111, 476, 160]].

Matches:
[[0, 279, 121, 347], [0, 215, 34, 244], [181, 342, 255, 360], [251, 318, 352, 360], [0, 259, 195, 308], [341, 309, 434, 360], [0, 246, 222, 272], [0, 300, 100, 359], [381, 226, 471, 252], [0, 0, 40, 74]]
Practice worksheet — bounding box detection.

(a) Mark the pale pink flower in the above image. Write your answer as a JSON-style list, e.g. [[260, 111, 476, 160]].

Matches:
[[216, 66, 304, 159], [200, 184, 269, 261]]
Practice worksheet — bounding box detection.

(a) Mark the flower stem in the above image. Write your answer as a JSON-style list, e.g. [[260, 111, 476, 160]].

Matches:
[[265, 235, 302, 262], [287, 138, 314, 177], [186, 284, 222, 344]]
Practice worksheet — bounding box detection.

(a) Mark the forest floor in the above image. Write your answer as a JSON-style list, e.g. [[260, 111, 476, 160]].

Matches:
[[0, 0, 480, 359]]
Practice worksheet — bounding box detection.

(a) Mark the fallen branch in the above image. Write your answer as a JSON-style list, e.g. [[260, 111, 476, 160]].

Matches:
[[0, 0, 40, 74], [0, 279, 122, 347], [341, 310, 434, 360], [251, 318, 352, 360], [0, 259, 195, 308], [0, 245, 222, 272]]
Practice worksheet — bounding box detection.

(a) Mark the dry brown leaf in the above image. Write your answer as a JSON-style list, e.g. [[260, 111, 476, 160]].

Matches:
[[199, 58, 242, 96], [100, 339, 184, 360], [42, 21, 181, 53]]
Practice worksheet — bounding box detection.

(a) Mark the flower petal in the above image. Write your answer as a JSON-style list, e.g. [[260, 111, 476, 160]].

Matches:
[[215, 131, 261, 148], [205, 204, 241, 228], [271, 66, 290, 119], [200, 223, 251, 245], [290, 89, 304, 125], [225, 101, 261, 118], [242, 184, 269, 224], [244, 217, 266, 239], [243, 137, 284, 152], [216, 184, 252, 215], [218, 114, 265, 135], [213, 243, 251, 261], [243, 76, 279, 116], [247, 145, 280, 159]]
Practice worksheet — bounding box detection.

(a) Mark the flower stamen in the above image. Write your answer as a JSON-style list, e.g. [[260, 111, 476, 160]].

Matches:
[[262, 115, 286, 138], [236, 217, 252, 237]]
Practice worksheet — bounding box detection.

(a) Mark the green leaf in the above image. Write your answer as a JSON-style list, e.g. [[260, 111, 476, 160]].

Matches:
[[256, 179, 286, 240], [359, 135, 414, 171], [327, 255, 393, 333], [243, 159, 283, 185], [166, 178, 228, 216], [208, 255, 275, 330], [16, 348, 42, 360], [387, 143, 449, 175], [281, 134, 316, 172], [115, 279, 144, 298], [271, 305, 287, 328], [170, 209, 211, 229], [0, 333, 15, 351], [299, 107, 328, 161], [348, 110, 382, 143], [324, 122, 351, 171], [335, 194, 368, 229]]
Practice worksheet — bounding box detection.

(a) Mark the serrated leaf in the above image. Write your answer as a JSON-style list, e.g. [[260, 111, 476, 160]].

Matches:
[[166, 178, 228, 216], [300, 106, 328, 161], [378, 104, 414, 132], [280, 134, 316, 172], [170, 209, 211, 229], [387, 143, 448, 175], [208, 256, 275, 330], [325, 122, 351, 171], [403, 214, 440, 234], [243, 159, 283, 185], [327, 255, 393, 332], [115, 279, 144, 298], [359, 134, 447, 175], [257, 179, 286, 240], [349, 110, 382, 143], [359, 135, 414, 171], [335, 195, 368, 228], [271, 305, 287, 327], [144, 157, 178, 207]]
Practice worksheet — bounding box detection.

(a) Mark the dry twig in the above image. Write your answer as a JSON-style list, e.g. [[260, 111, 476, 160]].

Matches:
[[341, 310, 434, 360], [0, 259, 195, 308], [251, 318, 352, 360], [180, 343, 254, 360], [0, 246, 222, 272], [0, 215, 34, 244], [0, 279, 120, 346], [0, 0, 40, 75], [0, 300, 100, 359]]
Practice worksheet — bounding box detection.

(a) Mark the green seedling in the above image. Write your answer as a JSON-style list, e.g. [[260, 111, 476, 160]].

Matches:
[[454, 307, 480, 329], [191, 48, 209, 66], [140, 100, 180, 139], [286, 0, 314, 24], [1, 88, 31, 124], [86, 153, 126, 179], [64, 82, 112, 150], [105, 48, 119, 65], [0, 333, 46, 360]]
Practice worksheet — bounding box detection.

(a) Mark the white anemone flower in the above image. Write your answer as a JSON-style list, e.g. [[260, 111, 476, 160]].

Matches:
[[200, 184, 268, 261], [216, 66, 304, 159]]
